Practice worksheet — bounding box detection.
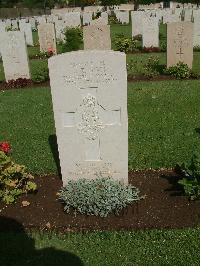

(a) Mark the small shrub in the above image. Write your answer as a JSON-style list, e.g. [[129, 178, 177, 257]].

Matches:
[[127, 56, 162, 79], [114, 34, 138, 53], [61, 27, 83, 53], [143, 56, 160, 78], [59, 177, 142, 217], [0, 145, 36, 204], [178, 152, 200, 200], [32, 64, 49, 83], [5, 78, 32, 89], [160, 40, 167, 52], [127, 58, 143, 77], [165, 62, 191, 79]]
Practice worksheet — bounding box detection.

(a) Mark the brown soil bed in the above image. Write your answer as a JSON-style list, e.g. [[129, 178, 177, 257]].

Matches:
[[1, 169, 200, 233], [127, 75, 200, 82], [1, 76, 200, 91], [0, 80, 50, 91]]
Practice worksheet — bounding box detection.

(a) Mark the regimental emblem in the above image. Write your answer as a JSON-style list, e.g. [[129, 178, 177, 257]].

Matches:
[[77, 94, 104, 140]]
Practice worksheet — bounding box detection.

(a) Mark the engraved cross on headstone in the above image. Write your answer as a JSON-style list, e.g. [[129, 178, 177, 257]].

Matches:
[[174, 26, 188, 61], [62, 87, 121, 161]]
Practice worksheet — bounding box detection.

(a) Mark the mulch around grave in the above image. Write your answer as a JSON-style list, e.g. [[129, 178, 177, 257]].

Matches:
[[1, 169, 200, 233], [1, 76, 200, 92], [0, 80, 50, 91]]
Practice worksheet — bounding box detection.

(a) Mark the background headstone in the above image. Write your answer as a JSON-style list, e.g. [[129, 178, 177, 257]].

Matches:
[[131, 11, 143, 37], [1, 31, 30, 81], [64, 12, 81, 27], [82, 12, 93, 26], [83, 25, 111, 50], [38, 23, 57, 54], [19, 22, 33, 46], [142, 17, 159, 48], [167, 22, 193, 68]]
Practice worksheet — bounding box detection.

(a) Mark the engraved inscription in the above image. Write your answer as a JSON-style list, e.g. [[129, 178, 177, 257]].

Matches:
[[63, 60, 117, 85], [69, 162, 120, 178], [174, 25, 189, 59]]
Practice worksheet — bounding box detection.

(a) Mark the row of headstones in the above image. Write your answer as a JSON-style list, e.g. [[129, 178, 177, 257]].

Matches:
[[0, 19, 193, 83], [132, 10, 200, 48], [1, 7, 199, 46], [1, 5, 199, 31]]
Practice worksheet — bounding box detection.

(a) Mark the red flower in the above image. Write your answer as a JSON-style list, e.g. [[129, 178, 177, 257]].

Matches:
[[0, 141, 11, 154], [47, 47, 54, 56]]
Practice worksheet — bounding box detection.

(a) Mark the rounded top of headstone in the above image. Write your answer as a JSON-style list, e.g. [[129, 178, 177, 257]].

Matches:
[[48, 50, 126, 65]]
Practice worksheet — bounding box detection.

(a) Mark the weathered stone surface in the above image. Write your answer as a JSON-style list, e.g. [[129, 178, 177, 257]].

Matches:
[[48, 50, 128, 186], [167, 22, 193, 68], [64, 12, 81, 27], [19, 22, 33, 46], [29, 17, 36, 30], [38, 23, 57, 54], [91, 17, 108, 26], [82, 12, 93, 26], [131, 11, 143, 37], [193, 14, 200, 47], [55, 19, 65, 41], [115, 10, 129, 24], [1, 31, 30, 81], [11, 19, 18, 30], [142, 17, 159, 48], [83, 25, 111, 50]]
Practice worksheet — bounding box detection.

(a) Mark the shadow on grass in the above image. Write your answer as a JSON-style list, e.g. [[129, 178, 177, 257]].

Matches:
[[48, 134, 62, 178], [195, 128, 200, 135], [0, 216, 83, 266]]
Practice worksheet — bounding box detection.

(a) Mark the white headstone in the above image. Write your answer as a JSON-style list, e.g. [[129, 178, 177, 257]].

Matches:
[[83, 12, 93, 26], [193, 16, 200, 47], [120, 11, 129, 24], [142, 17, 159, 47], [65, 12, 81, 27], [91, 17, 108, 26], [38, 23, 57, 54], [131, 11, 143, 37], [101, 12, 108, 24], [55, 20, 66, 41], [29, 17, 36, 30], [184, 8, 192, 22], [0, 22, 6, 57], [19, 22, 33, 46], [11, 19, 18, 30], [83, 25, 111, 50], [1, 31, 30, 81], [37, 16, 47, 25], [167, 22, 193, 68], [48, 51, 128, 186]]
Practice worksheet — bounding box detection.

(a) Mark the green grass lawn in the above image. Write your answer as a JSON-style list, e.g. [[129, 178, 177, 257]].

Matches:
[[1, 228, 200, 265], [1, 80, 200, 174]]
